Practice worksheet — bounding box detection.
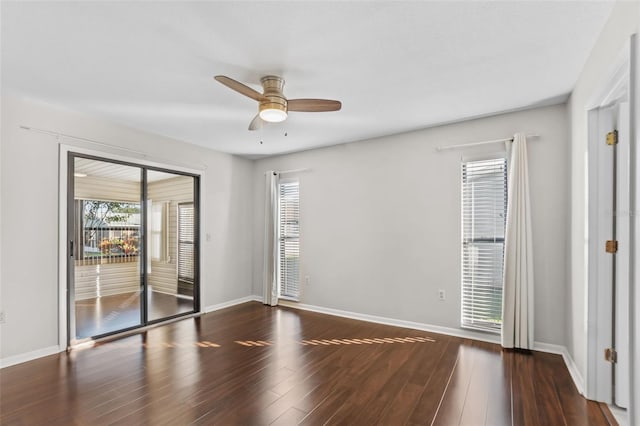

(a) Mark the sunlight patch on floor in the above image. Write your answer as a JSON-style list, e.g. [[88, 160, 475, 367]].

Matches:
[[299, 336, 436, 346]]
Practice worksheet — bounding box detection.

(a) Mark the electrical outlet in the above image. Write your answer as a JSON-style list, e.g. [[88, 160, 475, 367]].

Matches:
[[438, 290, 446, 301], [305, 275, 310, 286], [0, 311, 5, 324]]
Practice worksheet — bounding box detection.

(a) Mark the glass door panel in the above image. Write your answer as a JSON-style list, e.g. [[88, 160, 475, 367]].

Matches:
[[147, 170, 196, 321], [72, 157, 143, 340]]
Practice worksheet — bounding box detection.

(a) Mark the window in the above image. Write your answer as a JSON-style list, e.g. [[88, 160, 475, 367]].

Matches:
[[278, 180, 300, 299], [76, 200, 140, 262], [149, 201, 168, 262], [461, 158, 507, 333], [178, 203, 195, 283]]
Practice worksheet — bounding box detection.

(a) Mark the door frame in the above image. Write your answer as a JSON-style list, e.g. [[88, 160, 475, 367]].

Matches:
[[586, 40, 627, 401], [629, 32, 639, 426], [585, 35, 635, 420], [58, 144, 204, 349]]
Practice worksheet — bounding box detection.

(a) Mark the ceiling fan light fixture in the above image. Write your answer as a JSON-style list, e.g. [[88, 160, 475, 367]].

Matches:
[[259, 102, 288, 123], [214, 75, 341, 131]]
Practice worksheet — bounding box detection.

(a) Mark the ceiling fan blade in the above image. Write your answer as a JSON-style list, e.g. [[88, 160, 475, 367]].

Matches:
[[248, 114, 265, 131], [214, 75, 265, 102], [287, 99, 342, 112]]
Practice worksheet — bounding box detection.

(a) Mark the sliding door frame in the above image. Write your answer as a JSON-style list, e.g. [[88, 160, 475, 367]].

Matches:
[[59, 145, 203, 348]]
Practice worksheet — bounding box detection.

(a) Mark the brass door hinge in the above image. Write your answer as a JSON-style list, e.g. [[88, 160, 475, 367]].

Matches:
[[606, 130, 618, 146], [606, 240, 618, 254], [605, 347, 617, 363]]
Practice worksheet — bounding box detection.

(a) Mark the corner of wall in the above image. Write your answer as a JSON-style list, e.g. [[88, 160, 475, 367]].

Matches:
[[564, 97, 576, 370], [204, 295, 262, 313], [534, 341, 585, 395]]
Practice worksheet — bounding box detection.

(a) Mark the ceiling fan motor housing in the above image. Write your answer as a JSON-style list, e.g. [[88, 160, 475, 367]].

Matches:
[[259, 76, 288, 121]]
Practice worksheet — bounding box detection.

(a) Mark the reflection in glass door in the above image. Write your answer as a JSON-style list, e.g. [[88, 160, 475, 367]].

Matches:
[[69, 154, 199, 344], [147, 170, 197, 322], [72, 157, 143, 340]]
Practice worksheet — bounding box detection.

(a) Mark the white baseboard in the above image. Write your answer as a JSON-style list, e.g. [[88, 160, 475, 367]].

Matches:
[[276, 299, 586, 395], [561, 347, 586, 395], [532, 341, 565, 355], [277, 300, 501, 344], [0, 345, 62, 369], [608, 405, 628, 426], [203, 295, 261, 313]]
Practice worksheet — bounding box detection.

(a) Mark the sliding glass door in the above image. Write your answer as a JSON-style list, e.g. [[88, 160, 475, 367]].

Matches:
[[147, 170, 197, 321], [71, 157, 143, 339], [68, 154, 199, 344]]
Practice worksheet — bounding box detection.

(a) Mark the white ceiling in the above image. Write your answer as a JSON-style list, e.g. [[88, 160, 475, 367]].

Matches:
[[74, 157, 188, 183], [2, 1, 614, 159]]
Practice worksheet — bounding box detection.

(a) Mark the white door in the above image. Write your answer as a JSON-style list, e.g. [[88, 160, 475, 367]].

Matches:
[[586, 34, 638, 423], [630, 32, 640, 426], [592, 101, 630, 408]]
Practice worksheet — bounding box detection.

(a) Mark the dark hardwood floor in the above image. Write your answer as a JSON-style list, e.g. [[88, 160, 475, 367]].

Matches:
[[75, 290, 195, 338], [1, 302, 615, 425]]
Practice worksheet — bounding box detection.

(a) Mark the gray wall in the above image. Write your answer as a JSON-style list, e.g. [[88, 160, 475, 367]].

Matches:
[[0, 95, 254, 359], [253, 104, 568, 346], [0, 94, 573, 360]]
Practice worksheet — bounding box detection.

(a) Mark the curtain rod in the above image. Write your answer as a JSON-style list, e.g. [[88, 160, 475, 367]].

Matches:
[[19, 125, 208, 170], [435, 134, 540, 152], [278, 168, 310, 174], [264, 168, 310, 176]]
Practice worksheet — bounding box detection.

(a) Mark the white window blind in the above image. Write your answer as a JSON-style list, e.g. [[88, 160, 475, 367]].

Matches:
[[461, 158, 507, 333], [178, 203, 195, 282], [278, 181, 300, 299]]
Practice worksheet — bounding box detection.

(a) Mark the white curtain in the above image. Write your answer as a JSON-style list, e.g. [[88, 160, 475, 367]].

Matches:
[[502, 133, 534, 349], [263, 171, 279, 306]]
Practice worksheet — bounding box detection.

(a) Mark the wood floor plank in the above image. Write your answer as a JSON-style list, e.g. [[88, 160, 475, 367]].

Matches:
[[407, 338, 462, 425], [298, 386, 351, 425], [374, 338, 446, 425], [511, 351, 542, 426], [0, 302, 612, 426], [484, 345, 512, 426], [457, 341, 501, 426], [533, 352, 569, 425], [270, 407, 307, 426], [328, 341, 421, 424], [431, 341, 481, 426], [598, 402, 619, 426]]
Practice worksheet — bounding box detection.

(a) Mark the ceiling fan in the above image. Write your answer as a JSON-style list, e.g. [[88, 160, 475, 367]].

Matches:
[[214, 75, 342, 131]]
